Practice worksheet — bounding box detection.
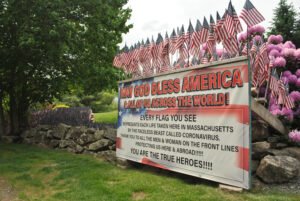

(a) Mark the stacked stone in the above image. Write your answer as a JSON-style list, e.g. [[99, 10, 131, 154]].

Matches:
[[252, 120, 300, 185], [17, 123, 124, 165]]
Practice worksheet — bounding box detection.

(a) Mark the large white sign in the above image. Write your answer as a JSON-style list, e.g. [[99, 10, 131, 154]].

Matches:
[[117, 57, 251, 189]]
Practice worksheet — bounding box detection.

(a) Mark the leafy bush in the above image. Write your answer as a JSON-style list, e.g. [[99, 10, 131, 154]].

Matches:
[[54, 91, 117, 113]]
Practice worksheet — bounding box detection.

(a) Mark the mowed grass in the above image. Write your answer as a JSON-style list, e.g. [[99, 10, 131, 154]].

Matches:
[[94, 110, 118, 124], [0, 143, 300, 201]]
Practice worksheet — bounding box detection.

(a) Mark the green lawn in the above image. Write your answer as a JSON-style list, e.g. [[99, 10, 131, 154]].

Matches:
[[0, 143, 299, 201], [94, 110, 118, 124]]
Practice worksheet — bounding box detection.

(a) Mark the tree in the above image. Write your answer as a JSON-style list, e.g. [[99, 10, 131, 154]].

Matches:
[[268, 0, 298, 43], [0, 0, 132, 135]]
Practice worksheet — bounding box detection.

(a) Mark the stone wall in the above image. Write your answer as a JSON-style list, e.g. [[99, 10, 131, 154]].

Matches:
[[16, 123, 127, 165], [251, 120, 300, 186]]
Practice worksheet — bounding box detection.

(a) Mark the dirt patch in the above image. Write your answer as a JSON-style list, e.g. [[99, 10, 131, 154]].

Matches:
[[132, 191, 146, 200], [0, 178, 16, 201]]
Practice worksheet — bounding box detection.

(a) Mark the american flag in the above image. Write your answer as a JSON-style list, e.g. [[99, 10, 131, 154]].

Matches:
[[120, 44, 130, 67], [113, 50, 122, 68], [214, 11, 222, 44], [193, 19, 202, 47], [240, 0, 265, 27], [241, 43, 249, 55], [232, 3, 243, 34], [276, 79, 285, 105], [186, 21, 194, 49], [169, 29, 177, 55], [283, 84, 294, 109], [222, 36, 238, 57], [199, 17, 209, 44], [153, 33, 164, 68], [250, 39, 258, 56], [179, 44, 189, 61], [175, 25, 184, 50], [161, 32, 170, 67], [224, 2, 235, 37], [269, 68, 279, 98], [207, 15, 216, 56], [253, 43, 269, 86], [148, 37, 155, 66], [201, 53, 208, 64]]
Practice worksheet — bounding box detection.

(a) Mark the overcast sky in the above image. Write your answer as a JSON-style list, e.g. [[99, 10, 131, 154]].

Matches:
[[120, 0, 300, 47]]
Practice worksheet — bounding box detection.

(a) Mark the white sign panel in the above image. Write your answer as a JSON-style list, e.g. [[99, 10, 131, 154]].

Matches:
[[117, 58, 251, 189]]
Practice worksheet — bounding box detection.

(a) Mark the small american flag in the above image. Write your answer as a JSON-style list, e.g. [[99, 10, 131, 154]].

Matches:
[[269, 69, 279, 98], [175, 25, 184, 50], [113, 50, 122, 68], [214, 11, 222, 44], [207, 15, 216, 56], [224, 2, 235, 37], [240, 0, 265, 27], [201, 53, 208, 64], [232, 3, 243, 34], [199, 17, 209, 44], [120, 44, 130, 67], [186, 21, 194, 49], [283, 84, 295, 109], [169, 29, 177, 55], [193, 19, 202, 47]]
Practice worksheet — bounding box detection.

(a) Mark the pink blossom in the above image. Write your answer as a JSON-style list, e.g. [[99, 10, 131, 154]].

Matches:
[[254, 35, 262, 43], [296, 78, 300, 88], [275, 35, 283, 43], [268, 35, 276, 43], [270, 109, 281, 116], [238, 33, 247, 43], [269, 49, 280, 57], [294, 49, 300, 58], [274, 57, 286, 67], [283, 70, 292, 77], [282, 48, 295, 58], [216, 49, 223, 57], [270, 104, 281, 111], [289, 130, 300, 143], [268, 34, 282, 44], [290, 91, 300, 102], [283, 41, 296, 49], [297, 69, 300, 77], [255, 25, 265, 33], [267, 44, 282, 52], [202, 43, 207, 51], [288, 75, 298, 84], [281, 108, 294, 120]]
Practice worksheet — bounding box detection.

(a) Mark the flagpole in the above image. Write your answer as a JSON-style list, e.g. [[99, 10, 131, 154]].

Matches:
[[188, 19, 191, 67]]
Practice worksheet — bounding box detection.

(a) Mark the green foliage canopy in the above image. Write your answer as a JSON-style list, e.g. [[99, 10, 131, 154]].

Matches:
[[268, 0, 299, 46], [0, 0, 132, 134]]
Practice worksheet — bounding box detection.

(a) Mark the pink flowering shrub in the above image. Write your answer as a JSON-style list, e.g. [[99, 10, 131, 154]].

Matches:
[[283, 70, 292, 77], [296, 78, 300, 88], [269, 49, 281, 57], [294, 49, 300, 58], [289, 130, 300, 142], [283, 41, 296, 49], [282, 48, 295, 59], [274, 57, 286, 67], [288, 75, 298, 84], [268, 34, 283, 44]]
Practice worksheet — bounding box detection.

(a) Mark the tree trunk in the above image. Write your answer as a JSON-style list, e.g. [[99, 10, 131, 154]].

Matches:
[[9, 91, 20, 136]]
